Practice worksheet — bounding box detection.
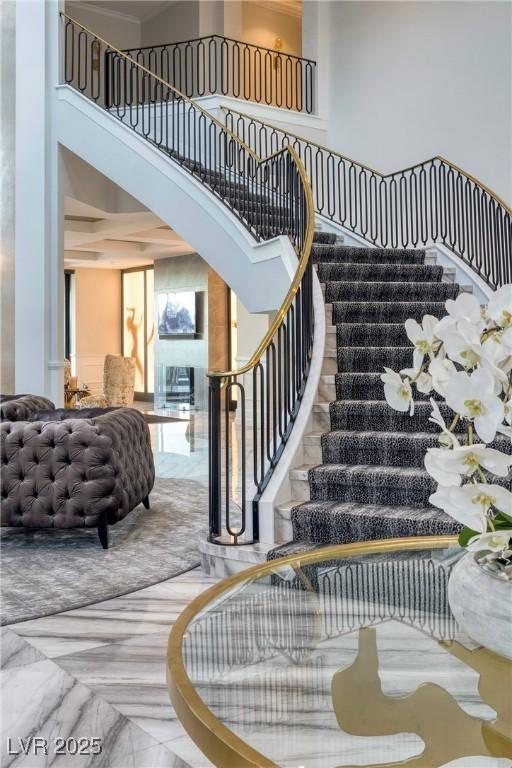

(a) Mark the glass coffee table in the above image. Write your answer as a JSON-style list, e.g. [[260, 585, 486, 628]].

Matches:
[[168, 536, 512, 767]]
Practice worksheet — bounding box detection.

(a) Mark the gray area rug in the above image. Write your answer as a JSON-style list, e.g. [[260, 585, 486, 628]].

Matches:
[[1, 477, 206, 625]]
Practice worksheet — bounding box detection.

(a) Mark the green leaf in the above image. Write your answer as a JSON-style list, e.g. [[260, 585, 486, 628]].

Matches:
[[493, 515, 512, 529], [458, 527, 480, 547]]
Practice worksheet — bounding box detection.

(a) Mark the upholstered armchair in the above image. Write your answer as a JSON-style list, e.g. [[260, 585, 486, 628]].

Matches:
[[64, 358, 72, 387], [78, 355, 136, 409], [1, 407, 155, 548]]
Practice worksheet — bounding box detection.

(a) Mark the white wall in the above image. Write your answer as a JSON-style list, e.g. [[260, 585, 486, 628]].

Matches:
[[241, 2, 302, 57], [73, 267, 121, 394], [326, 1, 512, 203], [141, 1, 199, 46], [64, 1, 140, 49]]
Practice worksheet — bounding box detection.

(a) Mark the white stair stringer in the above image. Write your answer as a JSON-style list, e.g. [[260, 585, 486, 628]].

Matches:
[[55, 85, 297, 313]]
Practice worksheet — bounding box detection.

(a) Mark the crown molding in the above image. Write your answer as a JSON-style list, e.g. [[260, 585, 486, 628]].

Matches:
[[67, 2, 142, 26], [257, 0, 302, 20]]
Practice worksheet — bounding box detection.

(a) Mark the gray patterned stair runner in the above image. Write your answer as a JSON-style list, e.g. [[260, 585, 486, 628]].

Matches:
[[269, 233, 467, 560]]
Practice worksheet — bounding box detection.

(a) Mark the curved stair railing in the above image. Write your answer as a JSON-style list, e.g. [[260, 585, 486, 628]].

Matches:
[[119, 36, 317, 114], [60, 14, 315, 546], [223, 107, 511, 289]]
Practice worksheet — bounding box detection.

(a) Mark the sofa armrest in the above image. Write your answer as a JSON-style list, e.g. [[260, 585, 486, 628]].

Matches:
[[91, 408, 155, 512], [1, 396, 55, 422]]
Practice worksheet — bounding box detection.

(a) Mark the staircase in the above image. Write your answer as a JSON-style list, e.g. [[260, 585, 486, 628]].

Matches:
[[269, 233, 508, 560]]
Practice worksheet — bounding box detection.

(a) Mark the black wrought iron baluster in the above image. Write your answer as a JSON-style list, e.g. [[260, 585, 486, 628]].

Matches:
[[208, 377, 222, 541]]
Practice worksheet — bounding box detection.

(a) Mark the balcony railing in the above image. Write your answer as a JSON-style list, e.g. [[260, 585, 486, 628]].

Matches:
[[223, 107, 511, 290], [120, 36, 317, 114]]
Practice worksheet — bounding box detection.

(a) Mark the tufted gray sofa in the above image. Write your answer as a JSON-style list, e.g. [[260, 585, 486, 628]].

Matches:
[[1, 408, 155, 548], [1, 395, 55, 422]]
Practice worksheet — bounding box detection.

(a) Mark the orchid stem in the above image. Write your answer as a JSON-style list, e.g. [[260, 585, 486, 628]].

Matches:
[[448, 414, 459, 433], [467, 423, 473, 446]]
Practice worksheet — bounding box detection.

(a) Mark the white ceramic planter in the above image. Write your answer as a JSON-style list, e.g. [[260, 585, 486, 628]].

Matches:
[[448, 553, 512, 660]]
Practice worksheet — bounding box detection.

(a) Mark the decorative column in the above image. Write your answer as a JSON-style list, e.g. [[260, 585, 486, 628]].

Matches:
[[14, 0, 64, 403]]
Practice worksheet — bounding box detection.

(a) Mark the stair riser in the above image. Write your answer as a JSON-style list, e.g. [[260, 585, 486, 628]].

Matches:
[[318, 264, 443, 283], [329, 403, 462, 433], [317, 376, 336, 403], [325, 282, 459, 302], [335, 375, 434, 401], [332, 302, 447, 324], [313, 232, 337, 244], [313, 409, 331, 432], [291, 509, 459, 546], [309, 477, 436, 506], [338, 347, 414, 373], [304, 440, 323, 465], [322, 433, 512, 466], [321, 434, 439, 466], [336, 325, 411, 347], [290, 476, 311, 501], [313, 246, 426, 265], [321, 356, 337, 375]]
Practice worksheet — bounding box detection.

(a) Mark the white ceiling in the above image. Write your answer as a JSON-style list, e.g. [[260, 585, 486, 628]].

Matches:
[[64, 199, 195, 270]]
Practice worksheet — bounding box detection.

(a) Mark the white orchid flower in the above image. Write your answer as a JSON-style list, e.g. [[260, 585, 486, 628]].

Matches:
[[445, 368, 505, 443], [405, 315, 439, 369], [428, 357, 457, 397], [429, 483, 512, 532], [400, 367, 433, 394], [497, 396, 512, 438], [381, 368, 414, 414], [466, 530, 512, 555], [487, 284, 512, 328], [435, 294, 484, 367], [481, 327, 512, 376], [424, 444, 512, 486], [444, 292, 485, 331], [428, 398, 460, 448]]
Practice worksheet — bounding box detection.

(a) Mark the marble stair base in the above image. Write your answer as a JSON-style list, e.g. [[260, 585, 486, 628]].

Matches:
[[199, 539, 273, 578]]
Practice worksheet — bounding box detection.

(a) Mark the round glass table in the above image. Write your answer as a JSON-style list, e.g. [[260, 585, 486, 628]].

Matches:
[[168, 536, 512, 768]]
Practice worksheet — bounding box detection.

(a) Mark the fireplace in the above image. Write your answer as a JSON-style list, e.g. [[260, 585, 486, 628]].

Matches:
[[165, 366, 195, 406]]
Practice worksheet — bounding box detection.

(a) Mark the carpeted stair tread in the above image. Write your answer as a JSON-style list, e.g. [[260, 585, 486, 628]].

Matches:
[[335, 372, 433, 401], [308, 463, 438, 506], [337, 346, 414, 373], [336, 323, 411, 347], [312, 245, 426, 264], [332, 301, 448, 324], [313, 232, 337, 244], [321, 430, 512, 466], [267, 538, 321, 561], [321, 430, 439, 466], [329, 400, 464, 432], [290, 500, 460, 546], [318, 263, 443, 283], [325, 281, 459, 303]]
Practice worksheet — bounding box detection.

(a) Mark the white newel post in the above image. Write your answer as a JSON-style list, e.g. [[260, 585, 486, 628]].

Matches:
[[15, 0, 64, 405]]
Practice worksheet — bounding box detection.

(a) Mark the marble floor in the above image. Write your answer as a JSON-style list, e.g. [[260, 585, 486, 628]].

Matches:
[[1, 568, 218, 768], [1, 416, 219, 767]]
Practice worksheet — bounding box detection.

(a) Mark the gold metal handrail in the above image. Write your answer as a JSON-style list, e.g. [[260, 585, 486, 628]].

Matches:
[[208, 144, 315, 379], [61, 13, 315, 382], [222, 105, 512, 215]]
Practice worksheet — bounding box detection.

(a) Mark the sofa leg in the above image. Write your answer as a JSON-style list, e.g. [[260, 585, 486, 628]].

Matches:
[[142, 496, 150, 510], [97, 513, 109, 549]]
